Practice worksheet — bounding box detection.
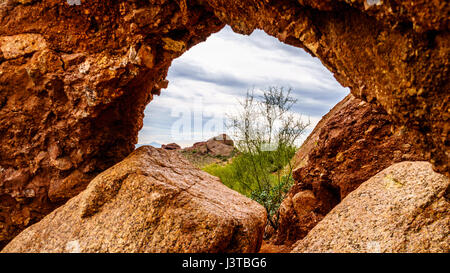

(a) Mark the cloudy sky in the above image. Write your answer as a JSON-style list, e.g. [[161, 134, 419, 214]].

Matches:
[[138, 26, 349, 148]]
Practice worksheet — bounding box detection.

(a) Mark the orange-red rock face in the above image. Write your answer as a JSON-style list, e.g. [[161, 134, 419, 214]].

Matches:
[[0, 0, 448, 247], [291, 161, 449, 253]]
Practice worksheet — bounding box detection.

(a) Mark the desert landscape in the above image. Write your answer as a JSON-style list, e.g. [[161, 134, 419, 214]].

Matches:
[[0, 0, 448, 255]]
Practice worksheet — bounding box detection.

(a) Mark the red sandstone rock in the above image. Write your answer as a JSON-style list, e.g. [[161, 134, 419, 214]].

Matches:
[[292, 161, 450, 253], [206, 139, 234, 157], [1, 146, 266, 253], [0, 0, 448, 247], [274, 94, 428, 245]]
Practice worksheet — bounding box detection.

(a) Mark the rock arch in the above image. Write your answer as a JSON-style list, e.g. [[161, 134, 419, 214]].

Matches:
[[0, 0, 448, 247]]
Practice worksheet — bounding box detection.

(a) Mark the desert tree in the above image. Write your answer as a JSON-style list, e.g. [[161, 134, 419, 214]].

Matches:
[[227, 87, 310, 229]]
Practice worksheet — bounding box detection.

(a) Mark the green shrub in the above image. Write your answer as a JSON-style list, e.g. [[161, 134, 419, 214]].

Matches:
[[202, 144, 297, 228], [221, 87, 309, 230]]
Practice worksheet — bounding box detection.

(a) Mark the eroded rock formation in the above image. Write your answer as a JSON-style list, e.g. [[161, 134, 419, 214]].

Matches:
[[292, 161, 449, 253], [2, 146, 266, 253], [274, 94, 428, 245], [0, 0, 448, 247], [0, 0, 224, 247], [179, 134, 235, 168], [184, 134, 235, 157], [161, 143, 181, 150]]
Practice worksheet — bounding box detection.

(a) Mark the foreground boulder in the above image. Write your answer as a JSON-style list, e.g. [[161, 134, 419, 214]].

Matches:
[[183, 134, 235, 158], [180, 134, 235, 168], [275, 94, 427, 245], [292, 161, 449, 253], [2, 146, 266, 253]]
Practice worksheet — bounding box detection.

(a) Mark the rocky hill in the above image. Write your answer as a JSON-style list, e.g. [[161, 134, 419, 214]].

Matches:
[[292, 161, 449, 253], [273, 94, 429, 246], [165, 134, 236, 169]]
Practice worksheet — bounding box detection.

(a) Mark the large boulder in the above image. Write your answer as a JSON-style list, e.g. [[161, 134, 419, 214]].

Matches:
[[292, 161, 449, 253], [206, 139, 234, 157], [161, 143, 181, 150], [275, 94, 427, 245], [1, 146, 266, 253]]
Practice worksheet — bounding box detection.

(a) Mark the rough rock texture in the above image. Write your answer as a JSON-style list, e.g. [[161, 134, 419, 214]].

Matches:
[[161, 143, 181, 150], [292, 161, 449, 253], [275, 94, 428, 245], [0, 0, 448, 246], [1, 146, 266, 253], [181, 134, 235, 168]]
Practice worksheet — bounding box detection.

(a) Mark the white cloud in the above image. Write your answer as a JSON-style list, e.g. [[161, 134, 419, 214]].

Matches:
[[138, 26, 349, 147]]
